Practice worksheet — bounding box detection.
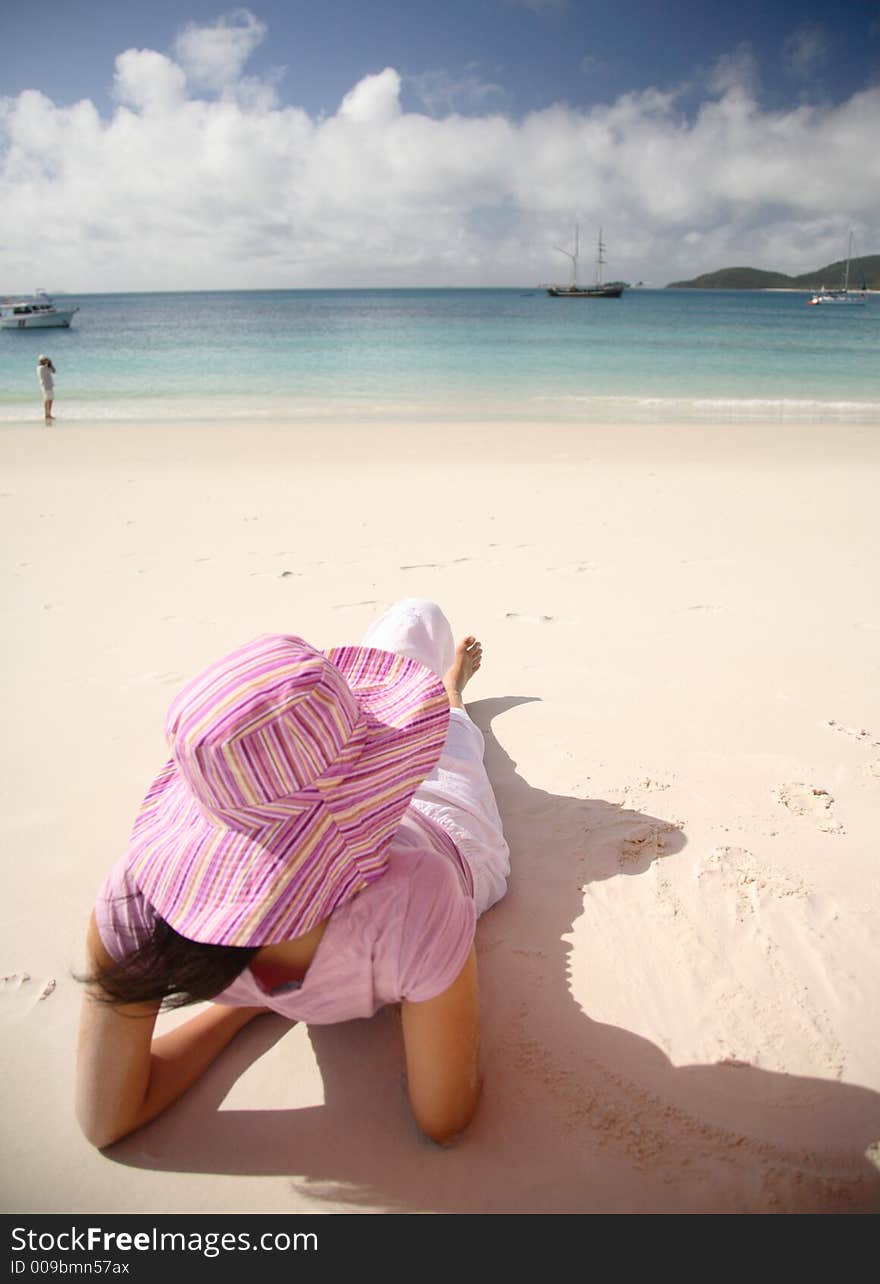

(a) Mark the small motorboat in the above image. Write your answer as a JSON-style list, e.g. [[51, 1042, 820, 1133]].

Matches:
[[0, 289, 80, 329]]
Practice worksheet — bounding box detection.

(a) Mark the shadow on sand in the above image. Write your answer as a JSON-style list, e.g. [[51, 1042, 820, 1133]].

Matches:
[[111, 697, 880, 1212]]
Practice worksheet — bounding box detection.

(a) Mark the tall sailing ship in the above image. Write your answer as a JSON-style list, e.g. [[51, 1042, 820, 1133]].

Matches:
[[547, 227, 624, 299]]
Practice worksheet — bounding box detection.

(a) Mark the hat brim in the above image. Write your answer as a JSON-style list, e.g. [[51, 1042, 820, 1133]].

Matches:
[[127, 646, 449, 945]]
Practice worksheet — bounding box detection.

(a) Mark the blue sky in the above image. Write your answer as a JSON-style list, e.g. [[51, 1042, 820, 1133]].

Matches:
[[4, 0, 877, 118], [1, 2, 878, 289]]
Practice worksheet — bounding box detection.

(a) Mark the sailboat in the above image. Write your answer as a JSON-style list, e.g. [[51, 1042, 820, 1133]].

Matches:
[[547, 226, 624, 298], [808, 232, 867, 306]]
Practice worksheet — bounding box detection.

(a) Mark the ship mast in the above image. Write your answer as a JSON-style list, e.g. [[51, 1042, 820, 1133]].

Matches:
[[554, 224, 580, 288], [595, 229, 606, 286], [843, 229, 854, 292]]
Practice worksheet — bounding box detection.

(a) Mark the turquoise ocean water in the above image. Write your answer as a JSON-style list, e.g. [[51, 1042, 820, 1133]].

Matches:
[[1, 288, 878, 424]]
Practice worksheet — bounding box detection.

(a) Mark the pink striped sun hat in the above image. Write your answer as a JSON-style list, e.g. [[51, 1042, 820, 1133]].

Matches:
[[126, 634, 450, 946]]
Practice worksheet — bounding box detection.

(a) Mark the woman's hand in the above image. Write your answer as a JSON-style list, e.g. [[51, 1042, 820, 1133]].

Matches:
[[400, 945, 481, 1144], [76, 912, 269, 1148]]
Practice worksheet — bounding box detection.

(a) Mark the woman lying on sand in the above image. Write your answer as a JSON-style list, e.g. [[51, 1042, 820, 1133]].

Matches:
[[77, 599, 510, 1148]]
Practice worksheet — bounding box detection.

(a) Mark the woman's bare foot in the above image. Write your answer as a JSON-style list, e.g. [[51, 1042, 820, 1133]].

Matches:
[[443, 636, 482, 709]]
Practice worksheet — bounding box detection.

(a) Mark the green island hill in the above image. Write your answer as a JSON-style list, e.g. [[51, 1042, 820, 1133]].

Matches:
[[666, 255, 880, 290]]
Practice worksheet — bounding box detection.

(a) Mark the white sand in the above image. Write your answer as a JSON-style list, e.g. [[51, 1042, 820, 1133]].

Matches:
[[2, 416, 879, 1213]]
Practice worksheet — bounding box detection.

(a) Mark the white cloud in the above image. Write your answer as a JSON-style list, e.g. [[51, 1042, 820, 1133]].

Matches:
[[783, 24, 830, 80], [113, 49, 187, 113], [1, 29, 878, 292], [706, 44, 760, 99], [410, 66, 506, 117], [338, 68, 402, 124], [173, 8, 268, 93]]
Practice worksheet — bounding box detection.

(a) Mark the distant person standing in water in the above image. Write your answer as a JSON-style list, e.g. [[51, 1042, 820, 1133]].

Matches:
[[37, 355, 56, 422]]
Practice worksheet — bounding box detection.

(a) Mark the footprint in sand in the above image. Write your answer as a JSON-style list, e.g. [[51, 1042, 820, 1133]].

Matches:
[[824, 720, 880, 780], [619, 819, 682, 867], [399, 558, 471, 571], [666, 846, 844, 1076], [823, 719, 880, 747], [248, 569, 302, 580], [505, 612, 556, 625], [0, 972, 56, 1020], [774, 783, 844, 834], [697, 845, 809, 922], [613, 777, 674, 808], [547, 562, 596, 574]]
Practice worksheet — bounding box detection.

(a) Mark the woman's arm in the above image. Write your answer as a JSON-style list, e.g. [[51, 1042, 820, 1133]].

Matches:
[[76, 911, 266, 1148], [400, 944, 481, 1144]]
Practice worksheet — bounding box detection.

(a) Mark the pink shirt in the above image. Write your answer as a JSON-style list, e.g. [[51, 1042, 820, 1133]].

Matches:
[[95, 807, 476, 1024]]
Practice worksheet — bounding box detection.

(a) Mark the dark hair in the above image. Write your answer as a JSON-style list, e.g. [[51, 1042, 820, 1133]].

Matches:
[[86, 910, 259, 1011]]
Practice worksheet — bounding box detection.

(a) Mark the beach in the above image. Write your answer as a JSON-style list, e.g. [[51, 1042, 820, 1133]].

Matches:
[[2, 414, 879, 1214]]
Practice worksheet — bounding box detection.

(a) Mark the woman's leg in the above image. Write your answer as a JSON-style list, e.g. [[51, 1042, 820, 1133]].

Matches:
[[413, 705, 511, 917], [361, 598, 455, 678], [361, 602, 510, 917]]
